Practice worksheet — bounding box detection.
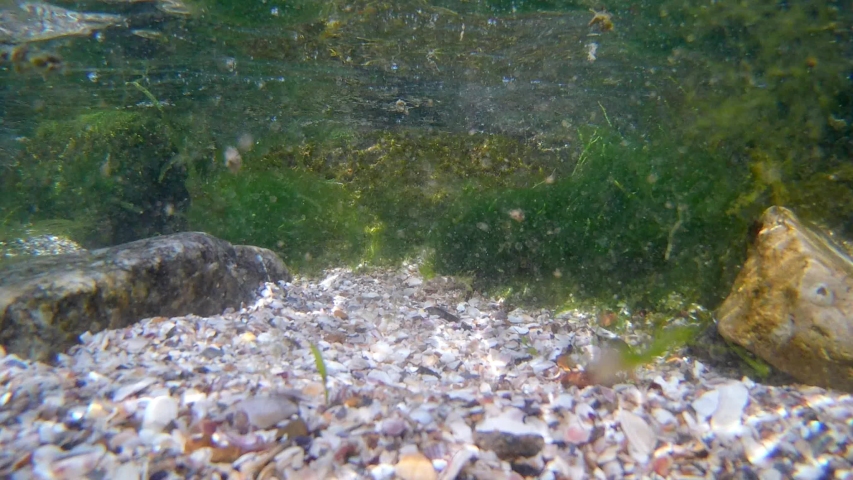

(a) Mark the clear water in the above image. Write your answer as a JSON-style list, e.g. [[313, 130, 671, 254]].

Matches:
[[1, 0, 852, 375]]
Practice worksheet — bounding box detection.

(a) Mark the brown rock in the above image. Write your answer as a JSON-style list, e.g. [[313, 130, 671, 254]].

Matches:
[[717, 206, 853, 391], [0, 232, 289, 361]]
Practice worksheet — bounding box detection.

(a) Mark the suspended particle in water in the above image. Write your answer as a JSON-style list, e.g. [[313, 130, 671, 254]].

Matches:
[[586, 43, 598, 63], [391, 99, 409, 115], [29, 52, 63, 73], [588, 9, 614, 32], [553, 269, 562, 278], [164, 203, 175, 217], [508, 209, 525, 222], [476, 222, 490, 232], [224, 146, 242, 174], [237, 133, 254, 152]]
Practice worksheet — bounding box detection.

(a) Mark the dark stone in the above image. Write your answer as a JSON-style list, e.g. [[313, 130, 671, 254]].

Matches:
[[426, 306, 459, 323], [0, 232, 290, 362], [473, 430, 544, 460], [511, 459, 544, 477]]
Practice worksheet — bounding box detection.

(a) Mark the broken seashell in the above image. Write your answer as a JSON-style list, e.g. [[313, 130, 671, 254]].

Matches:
[[395, 452, 437, 480], [233, 395, 298, 429], [618, 410, 657, 463], [142, 396, 179, 433]]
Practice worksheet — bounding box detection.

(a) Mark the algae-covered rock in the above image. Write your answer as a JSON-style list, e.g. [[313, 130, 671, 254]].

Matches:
[[717, 206, 853, 392], [7, 110, 188, 248], [0, 232, 289, 362]]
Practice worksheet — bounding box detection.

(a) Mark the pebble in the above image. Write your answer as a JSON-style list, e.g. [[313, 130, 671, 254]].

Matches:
[[141, 396, 178, 433], [691, 389, 720, 421], [0, 265, 850, 480], [395, 452, 437, 480], [619, 410, 657, 463], [233, 395, 298, 429], [711, 382, 749, 436]]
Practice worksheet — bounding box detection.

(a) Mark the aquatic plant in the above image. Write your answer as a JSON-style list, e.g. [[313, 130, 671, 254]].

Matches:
[[432, 125, 750, 308], [187, 167, 368, 273], [309, 342, 330, 405], [2, 111, 188, 247]]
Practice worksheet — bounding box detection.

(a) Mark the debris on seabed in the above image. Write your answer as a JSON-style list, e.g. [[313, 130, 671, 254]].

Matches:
[[1, 265, 851, 479]]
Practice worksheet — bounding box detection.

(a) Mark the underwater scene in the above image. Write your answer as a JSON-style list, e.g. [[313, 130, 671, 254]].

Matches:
[[1, 0, 853, 478]]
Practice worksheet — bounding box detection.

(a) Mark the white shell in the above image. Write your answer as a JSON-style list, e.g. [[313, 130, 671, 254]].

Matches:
[[1, 265, 849, 479]]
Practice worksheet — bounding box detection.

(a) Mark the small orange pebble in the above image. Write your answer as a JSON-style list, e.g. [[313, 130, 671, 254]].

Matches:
[[560, 370, 594, 389], [343, 394, 371, 408], [210, 444, 244, 463], [395, 452, 437, 480], [806, 56, 818, 68], [323, 331, 346, 344], [653, 453, 673, 476], [302, 382, 326, 397], [556, 349, 576, 371]]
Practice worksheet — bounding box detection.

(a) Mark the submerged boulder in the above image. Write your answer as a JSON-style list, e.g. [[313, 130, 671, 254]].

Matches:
[[717, 206, 853, 391], [0, 232, 289, 362]]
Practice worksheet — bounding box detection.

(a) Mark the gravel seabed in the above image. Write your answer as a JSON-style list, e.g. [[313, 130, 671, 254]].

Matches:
[[1, 264, 851, 480]]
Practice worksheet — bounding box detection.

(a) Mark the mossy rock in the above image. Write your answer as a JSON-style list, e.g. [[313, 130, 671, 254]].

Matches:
[[5, 111, 188, 247]]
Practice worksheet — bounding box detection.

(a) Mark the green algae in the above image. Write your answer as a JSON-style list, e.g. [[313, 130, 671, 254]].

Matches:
[[431, 125, 750, 308], [631, 0, 853, 230], [1, 111, 188, 248], [187, 167, 367, 274], [309, 342, 330, 405], [1, 0, 851, 322]]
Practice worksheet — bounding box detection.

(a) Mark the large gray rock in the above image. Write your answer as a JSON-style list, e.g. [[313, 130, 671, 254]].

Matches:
[[717, 206, 853, 392], [0, 232, 289, 362]]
